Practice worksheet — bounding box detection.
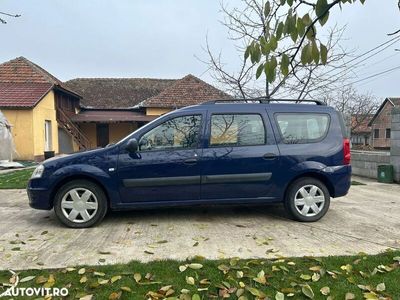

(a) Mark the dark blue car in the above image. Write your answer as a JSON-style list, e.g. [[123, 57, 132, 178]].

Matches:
[[28, 99, 351, 228]]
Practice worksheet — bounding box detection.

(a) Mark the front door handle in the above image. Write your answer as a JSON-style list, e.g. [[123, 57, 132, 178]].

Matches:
[[263, 153, 277, 160], [183, 158, 198, 165]]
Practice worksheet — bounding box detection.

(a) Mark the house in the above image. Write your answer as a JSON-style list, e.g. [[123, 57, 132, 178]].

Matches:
[[350, 114, 373, 147], [65, 75, 230, 148], [0, 57, 82, 160], [368, 98, 400, 149], [0, 57, 230, 160]]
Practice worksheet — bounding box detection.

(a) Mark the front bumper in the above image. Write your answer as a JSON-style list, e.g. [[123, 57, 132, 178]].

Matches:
[[27, 179, 52, 210]]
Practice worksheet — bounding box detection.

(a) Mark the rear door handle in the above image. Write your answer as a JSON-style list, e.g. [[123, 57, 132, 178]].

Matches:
[[263, 153, 277, 160], [183, 158, 198, 165]]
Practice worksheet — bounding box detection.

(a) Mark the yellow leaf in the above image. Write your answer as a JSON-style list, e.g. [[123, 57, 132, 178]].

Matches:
[[108, 291, 122, 300], [80, 276, 88, 284], [78, 268, 86, 275], [111, 275, 122, 283], [186, 276, 195, 285], [120, 286, 132, 292], [133, 273, 141, 283]]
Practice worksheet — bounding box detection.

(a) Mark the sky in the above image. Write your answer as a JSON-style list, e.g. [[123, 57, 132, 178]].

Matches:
[[0, 0, 399, 99]]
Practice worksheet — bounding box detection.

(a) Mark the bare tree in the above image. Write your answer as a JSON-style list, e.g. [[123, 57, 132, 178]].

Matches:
[[322, 85, 379, 133], [203, 0, 353, 100], [0, 10, 21, 24]]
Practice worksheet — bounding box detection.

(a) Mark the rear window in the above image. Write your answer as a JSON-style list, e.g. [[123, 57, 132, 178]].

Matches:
[[276, 113, 330, 144], [210, 114, 265, 147]]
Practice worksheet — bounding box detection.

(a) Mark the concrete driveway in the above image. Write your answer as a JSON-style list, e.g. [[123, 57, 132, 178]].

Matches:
[[0, 176, 399, 270]]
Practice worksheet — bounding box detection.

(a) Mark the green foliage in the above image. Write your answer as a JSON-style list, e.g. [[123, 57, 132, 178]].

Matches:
[[244, 0, 367, 83], [0, 251, 399, 299], [0, 168, 33, 189]]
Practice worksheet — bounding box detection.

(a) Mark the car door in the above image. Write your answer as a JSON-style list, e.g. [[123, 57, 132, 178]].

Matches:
[[200, 110, 280, 201], [117, 113, 204, 203]]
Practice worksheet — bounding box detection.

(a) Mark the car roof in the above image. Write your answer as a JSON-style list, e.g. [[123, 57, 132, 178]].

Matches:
[[178, 99, 335, 114]]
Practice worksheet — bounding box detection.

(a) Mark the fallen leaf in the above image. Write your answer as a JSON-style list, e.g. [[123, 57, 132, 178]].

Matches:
[[94, 271, 106, 277], [320, 286, 330, 295], [246, 287, 266, 298], [108, 291, 122, 300], [345, 292, 355, 300], [36, 275, 47, 284], [120, 286, 132, 292], [111, 275, 122, 283], [188, 263, 203, 270], [179, 265, 187, 272], [144, 250, 154, 255], [192, 294, 201, 300], [376, 282, 385, 292], [78, 268, 86, 275], [134, 273, 142, 283], [186, 276, 195, 285], [20, 276, 36, 283], [80, 276, 87, 284], [41, 231, 48, 235], [300, 274, 311, 281], [302, 284, 314, 299], [275, 291, 284, 300], [79, 295, 93, 300], [312, 273, 320, 282]]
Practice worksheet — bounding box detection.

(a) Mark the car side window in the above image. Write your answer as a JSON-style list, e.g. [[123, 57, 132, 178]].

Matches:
[[276, 113, 330, 144], [210, 114, 266, 147], [139, 115, 202, 151]]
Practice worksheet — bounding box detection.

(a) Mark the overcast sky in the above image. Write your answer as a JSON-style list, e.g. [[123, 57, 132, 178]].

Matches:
[[0, 0, 399, 98]]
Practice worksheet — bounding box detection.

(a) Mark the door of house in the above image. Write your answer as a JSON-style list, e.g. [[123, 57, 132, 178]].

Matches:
[[96, 124, 109, 147], [44, 120, 52, 151]]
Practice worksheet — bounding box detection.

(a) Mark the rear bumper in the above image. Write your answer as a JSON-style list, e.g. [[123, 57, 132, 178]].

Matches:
[[323, 165, 352, 198], [27, 180, 52, 210]]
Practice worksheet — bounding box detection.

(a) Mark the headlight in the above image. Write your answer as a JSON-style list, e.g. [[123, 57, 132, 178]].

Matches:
[[31, 165, 45, 179]]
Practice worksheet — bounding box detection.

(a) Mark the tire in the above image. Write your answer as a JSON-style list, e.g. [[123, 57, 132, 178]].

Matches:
[[54, 180, 108, 228], [284, 177, 330, 222]]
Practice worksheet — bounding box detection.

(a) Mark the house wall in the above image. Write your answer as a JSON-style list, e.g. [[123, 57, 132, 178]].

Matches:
[[351, 150, 390, 179], [79, 123, 97, 148], [2, 109, 34, 160], [109, 123, 137, 144], [146, 107, 171, 116], [79, 122, 138, 148], [32, 90, 59, 159], [371, 101, 393, 149]]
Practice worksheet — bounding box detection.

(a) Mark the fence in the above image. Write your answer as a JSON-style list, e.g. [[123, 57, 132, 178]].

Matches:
[[351, 150, 390, 179]]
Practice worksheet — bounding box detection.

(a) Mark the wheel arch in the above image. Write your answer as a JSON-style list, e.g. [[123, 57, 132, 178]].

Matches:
[[284, 172, 335, 201], [50, 174, 111, 208]]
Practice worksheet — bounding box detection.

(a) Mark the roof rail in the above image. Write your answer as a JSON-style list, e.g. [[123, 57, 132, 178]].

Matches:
[[201, 98, 326, 106]]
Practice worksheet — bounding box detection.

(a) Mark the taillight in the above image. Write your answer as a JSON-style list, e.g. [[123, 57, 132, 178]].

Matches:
[[343, 138, 351, 165]]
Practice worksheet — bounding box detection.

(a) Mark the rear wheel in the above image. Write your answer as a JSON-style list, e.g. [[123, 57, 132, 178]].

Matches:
[[54, 180, 108, 228], [284, 177, 330, 222]]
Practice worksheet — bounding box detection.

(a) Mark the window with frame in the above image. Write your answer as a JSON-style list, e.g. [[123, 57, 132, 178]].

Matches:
[[210, 114, 265, 147], [374, 129, 380, 139], [139, 115, 202, 151], [276, 113, 330, 144], [386, 128, 391, 139]]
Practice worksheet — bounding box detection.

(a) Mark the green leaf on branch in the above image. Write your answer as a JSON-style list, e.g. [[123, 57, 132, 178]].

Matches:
[[256, 63, 265, 79], [264, 1, 271, 18], [320, 43, 328, 65], [281, 54, 290, 76], [316, 0, 329, 18], [312, 41, 320, 64], [301, 44, 311, 65], [276, 22, 284, 39]]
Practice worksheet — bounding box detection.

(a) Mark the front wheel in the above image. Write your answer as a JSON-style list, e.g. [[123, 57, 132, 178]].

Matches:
[[54, 180, 108, 228], [284, 177, 330, 222]]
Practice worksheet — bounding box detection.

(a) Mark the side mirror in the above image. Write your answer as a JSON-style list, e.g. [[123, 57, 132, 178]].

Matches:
[[125, 138, 138, 153]]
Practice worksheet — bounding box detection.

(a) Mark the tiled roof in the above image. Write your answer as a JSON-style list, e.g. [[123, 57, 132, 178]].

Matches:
[[70, 110, 157, 123], [141, 74, 232, 108], [0, 57, 80, 108], [65, 78, 176, 109], [0, 82, 53, 108], [369, 97, 400, 126], [351, 114, 372, 134]]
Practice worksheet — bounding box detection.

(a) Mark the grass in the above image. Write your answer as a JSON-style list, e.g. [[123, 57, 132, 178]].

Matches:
[[0, 251, 399, 299], [0, 168, 33, 189], [351, 180, 366, 186]]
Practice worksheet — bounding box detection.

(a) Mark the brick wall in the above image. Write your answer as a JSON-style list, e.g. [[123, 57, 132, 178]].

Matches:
[[351, 150, 390, 179], [390, 107, 400, 182], [371, 101, 393, 149]]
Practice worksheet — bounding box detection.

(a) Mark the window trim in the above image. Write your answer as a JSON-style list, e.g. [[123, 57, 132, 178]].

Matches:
[[137, 114, 203, 152], [385, 128, 391, 139], [207, 113, 267, 148], [374, 128, 380, 139], [274, 112, 331, 144]]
